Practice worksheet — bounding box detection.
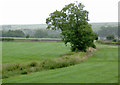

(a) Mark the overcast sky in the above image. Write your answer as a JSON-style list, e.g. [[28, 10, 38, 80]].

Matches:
[[0, 0, 119, 25]]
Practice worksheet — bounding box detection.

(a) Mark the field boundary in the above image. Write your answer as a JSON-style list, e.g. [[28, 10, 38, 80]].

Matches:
[[2, 47, 96, 79], [14, 39, 62, 42]]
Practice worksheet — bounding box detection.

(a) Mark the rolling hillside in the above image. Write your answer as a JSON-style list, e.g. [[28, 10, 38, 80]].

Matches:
[[0, 22, 118, 32]]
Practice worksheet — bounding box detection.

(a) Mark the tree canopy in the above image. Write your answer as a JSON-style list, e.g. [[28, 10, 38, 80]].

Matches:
[[2, 30, 25, 37], [106, 34, 115, 40], [98, 26, 118, 38], [46, 2, 95, 52]]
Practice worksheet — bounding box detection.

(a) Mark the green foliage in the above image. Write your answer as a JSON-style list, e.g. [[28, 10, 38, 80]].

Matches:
[[33, 29, 61, 38], [46, 2, 95, 52], [112, 39, 118, 42], [26, 34, 30, 38], [0, 37, 14, 41], [96, 40, 120, 45], [94, 33, 98, 40], [2, 30, 25, 37], [34, 29, 48, 38], [106, 34, 115, 40]]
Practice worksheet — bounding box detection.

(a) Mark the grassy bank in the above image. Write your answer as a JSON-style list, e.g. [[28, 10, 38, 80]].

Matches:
[[2, 51, 87, 79], [2, 41, 95, 79], [3, 48, 118, 83]]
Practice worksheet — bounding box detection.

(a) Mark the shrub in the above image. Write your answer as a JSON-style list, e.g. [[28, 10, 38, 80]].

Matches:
[[26, 34, 30, 38], [0, 37, 14, 41], [96, 40, 119, 45], [113, 39, 118, 42], [21, 70, 28, 74], [106, 34, 115, 40], [3, 63, 20, 71], [27, 61, 39, 67]]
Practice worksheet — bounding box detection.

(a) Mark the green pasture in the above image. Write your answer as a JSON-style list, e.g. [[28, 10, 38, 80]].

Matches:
[[0, 42, 2, 85], [3, 48, 118, 83], [95, 43, 118, 48], [2, 41, 118, 83], [2, 42, 70, 64]]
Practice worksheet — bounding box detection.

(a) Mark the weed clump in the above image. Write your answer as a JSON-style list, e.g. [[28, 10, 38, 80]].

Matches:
[[27, 61, 39, 67]]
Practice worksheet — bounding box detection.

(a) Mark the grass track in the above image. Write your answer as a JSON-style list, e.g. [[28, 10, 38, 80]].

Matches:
[[3, 48, 118, 83]]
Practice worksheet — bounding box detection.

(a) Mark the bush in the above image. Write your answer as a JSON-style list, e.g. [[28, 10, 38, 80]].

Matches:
[[106, 34, 115, 40], [3, 63, 20, 71], [21, 70, 28, 74], [113, 39, 118, 42], [26, 34, 30, 38], [27, 61, 39, 67], [0, 37, 14, 41], [96, 40, 119, 45]]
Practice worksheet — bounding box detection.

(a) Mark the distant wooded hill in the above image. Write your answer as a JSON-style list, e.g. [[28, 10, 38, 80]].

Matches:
[[0, 22, 118, 39], [0, 22, 118, 32]]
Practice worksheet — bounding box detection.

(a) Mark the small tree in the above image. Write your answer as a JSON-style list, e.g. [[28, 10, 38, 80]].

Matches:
[[46, 2, 95, 52], [106, 34, 115, 40], [26, 34, 30, 38], [94, 33, 98, 40]]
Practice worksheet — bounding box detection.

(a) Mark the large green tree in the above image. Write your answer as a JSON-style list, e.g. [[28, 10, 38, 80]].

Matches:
[[46, 2, 95, 52]]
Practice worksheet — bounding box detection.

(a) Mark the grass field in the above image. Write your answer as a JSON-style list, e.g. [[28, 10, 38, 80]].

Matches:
[[2, 41, 118, 83], [0, 41, 1, 85], [2, 42, 70, 64], [3, 48, 118, 83], [1, 37, 61, 40]]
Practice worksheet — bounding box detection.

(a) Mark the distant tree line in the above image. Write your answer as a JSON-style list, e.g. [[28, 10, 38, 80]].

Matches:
[[96, 26, 118, 40], [97, 26, 118, 37], [2, 30, 25, 37], [2, 29, 61, 38]]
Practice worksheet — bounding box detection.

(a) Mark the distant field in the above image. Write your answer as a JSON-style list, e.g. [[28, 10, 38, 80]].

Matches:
[[2, 42, 70, 64], [3, 48, 118, 83], [1, 37, 61, 40], [2, 42, 117, 64]]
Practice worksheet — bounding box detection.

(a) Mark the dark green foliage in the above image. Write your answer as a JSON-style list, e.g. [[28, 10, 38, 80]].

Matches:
[[94, 33, 98, 40], [46, 2, 95, 52], [113, 39, 117, 42], [106, 34, 115, 40], [27, 61, 39, 67], [2, 29, 61, 38], [21, 70, 28, 74], [26, 34, 30, 38], [2, 30, 25, 37], [0, 37, 14, 41], [96, 40, 120, 45]]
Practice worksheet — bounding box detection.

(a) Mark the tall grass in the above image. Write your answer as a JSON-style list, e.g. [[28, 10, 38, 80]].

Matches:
[[2, 48, 95, 79]]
